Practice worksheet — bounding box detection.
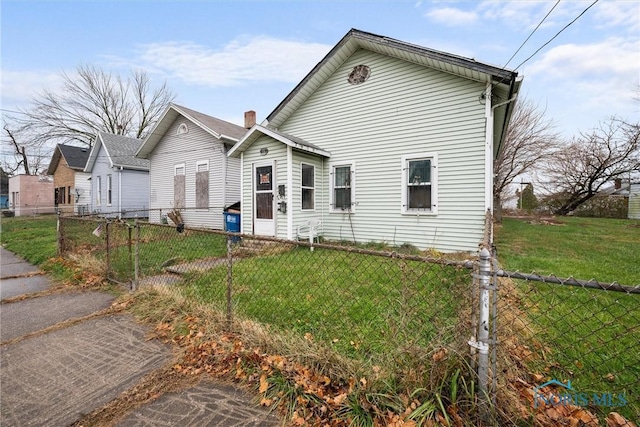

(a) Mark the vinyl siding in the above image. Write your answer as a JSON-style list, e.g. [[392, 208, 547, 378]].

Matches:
[[89, 143, 149, 217], [629, 184, 640, 219], [148, 116, 240, 228], [74, 172, 91, 215], [240, 136, 286, 236], [276, 49, 488, 252]]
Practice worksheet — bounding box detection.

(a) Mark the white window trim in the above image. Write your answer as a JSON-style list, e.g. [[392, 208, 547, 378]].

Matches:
[[195, 160, 210, 211], [301, 162, 315, 211], [174, 163, 186, 176], [196, 160, 209, 172], [329, 160, 356, 213], [401, 153, 438, 215], [96, 176, 102, 207], [106, 174, 112, 206], [177, 123, 188, 135]]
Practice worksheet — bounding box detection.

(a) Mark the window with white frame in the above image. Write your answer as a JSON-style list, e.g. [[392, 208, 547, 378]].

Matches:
[[330, 162, 355, 211], [301, 163, 315, 210], [106, 175, 112, 206], [96, 176, 102, 206], [174, 163, 186, 209], [401, 153, 437, 214], [195, 160, 209, 209]]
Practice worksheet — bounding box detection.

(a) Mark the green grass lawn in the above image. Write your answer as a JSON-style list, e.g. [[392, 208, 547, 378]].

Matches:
[[495, 216, 640, 285], [180, 246, 468, 364], [1, 215, 58, 264], [495, 216, 640, 421]]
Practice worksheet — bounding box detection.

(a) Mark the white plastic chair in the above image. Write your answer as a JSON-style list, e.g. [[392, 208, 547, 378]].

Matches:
[[296, 218, 322, 251]]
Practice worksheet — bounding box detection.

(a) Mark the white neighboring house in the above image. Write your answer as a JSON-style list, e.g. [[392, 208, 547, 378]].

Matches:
[[135, 103, 250, 228], [627, 183, 640, 219], [84, 132, 149, 218], [228, 28, 522, 253]]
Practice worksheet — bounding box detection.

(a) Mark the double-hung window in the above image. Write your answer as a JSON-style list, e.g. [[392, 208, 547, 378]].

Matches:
[[401, 153, 438, 214], [96, 176, 102, 207], [301, 163, 315, 210], [330, 161, 355, 212], [106, 175, 112, 206]]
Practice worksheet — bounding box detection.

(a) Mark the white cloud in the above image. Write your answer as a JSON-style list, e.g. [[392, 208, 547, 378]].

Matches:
[[526, 38, 638, 80], [524, 37, 639, 123], [424, 7, 478, 26], [0, 70, 62, 108], [133, 36, 332, 88], [595, 1, 640, 33]]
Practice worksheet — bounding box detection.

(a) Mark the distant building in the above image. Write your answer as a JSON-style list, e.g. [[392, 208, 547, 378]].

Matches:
[[8, 174, 55, 216]]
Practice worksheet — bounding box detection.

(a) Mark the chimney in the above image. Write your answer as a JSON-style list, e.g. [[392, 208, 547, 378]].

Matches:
[[244, 110, 256, 129], [615, 178, 622, 189]]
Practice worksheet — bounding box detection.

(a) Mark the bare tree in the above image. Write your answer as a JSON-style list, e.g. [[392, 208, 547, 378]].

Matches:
[[17, 65, 175, 147], [1, 119, 50, 175], [493, 97, 559, 221], [543, 117, 640, 215]]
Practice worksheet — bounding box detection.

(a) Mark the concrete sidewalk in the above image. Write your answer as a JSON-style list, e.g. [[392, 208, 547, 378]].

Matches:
[[0, 247, 280, 426]]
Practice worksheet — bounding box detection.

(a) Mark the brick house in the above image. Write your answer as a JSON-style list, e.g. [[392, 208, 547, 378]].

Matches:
[[47, 144, 91, 215]]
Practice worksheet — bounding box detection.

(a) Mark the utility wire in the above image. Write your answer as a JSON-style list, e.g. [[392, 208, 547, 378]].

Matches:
[[513, 0, 599, 71], [502, 0, 561, 70]]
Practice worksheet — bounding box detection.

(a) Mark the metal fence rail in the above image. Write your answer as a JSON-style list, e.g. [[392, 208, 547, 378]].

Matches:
[[57, 215, 639, 425]]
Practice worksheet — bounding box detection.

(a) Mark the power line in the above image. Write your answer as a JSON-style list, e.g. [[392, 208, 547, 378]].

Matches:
[[502, 0, 561, 70], [513, 0, 599, 71]]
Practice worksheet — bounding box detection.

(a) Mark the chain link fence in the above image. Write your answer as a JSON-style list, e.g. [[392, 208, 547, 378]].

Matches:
[[57, 214, 639, 424]]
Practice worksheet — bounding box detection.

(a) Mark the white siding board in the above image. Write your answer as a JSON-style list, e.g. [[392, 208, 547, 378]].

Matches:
[[148, 116, 240, 228], [279, 48, 487, 252]]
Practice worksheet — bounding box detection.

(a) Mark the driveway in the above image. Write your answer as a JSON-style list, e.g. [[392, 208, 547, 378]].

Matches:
[[0, 247, 280, 426]]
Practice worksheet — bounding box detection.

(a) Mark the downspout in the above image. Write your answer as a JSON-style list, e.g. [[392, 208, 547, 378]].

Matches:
[[484, 82, 494, 213], [240, 152, 244, 234], [286, 146, 293, 240], [118, 166, 123, 219], [486, 76, 518, 226]]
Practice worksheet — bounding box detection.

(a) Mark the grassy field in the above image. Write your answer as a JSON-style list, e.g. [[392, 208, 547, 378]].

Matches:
[[495, 216, 640, 285], [495, 216, 640, 421]]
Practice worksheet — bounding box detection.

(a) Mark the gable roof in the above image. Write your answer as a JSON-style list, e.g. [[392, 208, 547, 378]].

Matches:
[[47, 144, 90, 175], [135, 103, 249, 159], [228, 125, 331, 158], [84, 132, 149, 172], [264, 28, 522, 152]]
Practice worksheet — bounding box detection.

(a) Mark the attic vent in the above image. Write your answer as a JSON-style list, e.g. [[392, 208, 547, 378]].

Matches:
[[347, 65, 371, 85], [177, 123, 188, 135]]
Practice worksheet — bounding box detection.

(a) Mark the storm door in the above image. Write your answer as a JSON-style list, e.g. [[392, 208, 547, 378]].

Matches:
[[254, 163, 275, 235]]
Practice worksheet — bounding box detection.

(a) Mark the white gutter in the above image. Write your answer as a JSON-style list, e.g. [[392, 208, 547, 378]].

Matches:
[[287, 146, 293, 240], [240, 152, 244, 234], [484, 82, 494, 213], [118, 166, 123, 219]]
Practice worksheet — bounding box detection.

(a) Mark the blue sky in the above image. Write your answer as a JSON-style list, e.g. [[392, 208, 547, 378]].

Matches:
[[1, 0, 639, 139]]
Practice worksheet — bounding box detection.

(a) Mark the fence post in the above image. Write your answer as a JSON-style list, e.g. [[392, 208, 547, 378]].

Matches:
[[226, 235, 233, 330], [105, 221, 110, 280], [470, 248, 491, 408], [57, 212, 63, 256], [133, 221, 140, 291]]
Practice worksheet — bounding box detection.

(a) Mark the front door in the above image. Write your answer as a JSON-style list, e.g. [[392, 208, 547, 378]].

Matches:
[[254, 163, 275, 236]]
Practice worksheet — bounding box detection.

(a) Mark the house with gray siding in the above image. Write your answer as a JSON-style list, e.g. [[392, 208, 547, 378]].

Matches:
[[228, 29, 522, 253], [84, 132, 149, 218], [135, 104, 249, 228]]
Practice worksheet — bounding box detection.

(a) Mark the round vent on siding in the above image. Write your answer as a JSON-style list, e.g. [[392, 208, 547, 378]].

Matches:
[[347, 65, 371, 85]]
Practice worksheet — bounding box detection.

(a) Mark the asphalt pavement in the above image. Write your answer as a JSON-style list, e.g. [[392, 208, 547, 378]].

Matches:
[[0, 246, 281, 426]]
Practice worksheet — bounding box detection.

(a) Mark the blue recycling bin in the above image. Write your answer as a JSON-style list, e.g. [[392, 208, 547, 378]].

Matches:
[[224, 212, 241, 243]]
